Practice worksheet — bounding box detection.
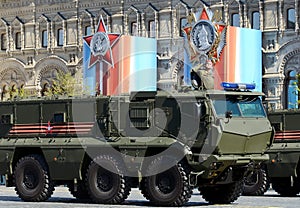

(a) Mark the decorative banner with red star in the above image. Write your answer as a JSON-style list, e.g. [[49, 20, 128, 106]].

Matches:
[[83, 18, 157, 96], [83, 16, 121, 95], [83, 17, 121, 68]]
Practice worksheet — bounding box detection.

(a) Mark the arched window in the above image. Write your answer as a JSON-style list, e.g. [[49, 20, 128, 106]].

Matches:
[[85, 26, 91, 36], [11, 71, 17, 79], [287, 8, 295, 29], [42, 30, 48, 48], [1, 85, 9, 101], [287, 70, 298, 109], [41, 83, 50, 97], [131, 22, 138, 36], [180, 18, 187, 37], [231, 13, 240, 27], [148, 20, 155, 38], [15, 32, 21, 49], [57, 28, 64, 46], [1, 33, 7, 50], [252, 11, 260, 30], [10, 84, 18, 99]]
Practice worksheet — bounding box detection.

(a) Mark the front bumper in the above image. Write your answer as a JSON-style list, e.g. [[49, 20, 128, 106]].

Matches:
[[188, 153, 269, 180]]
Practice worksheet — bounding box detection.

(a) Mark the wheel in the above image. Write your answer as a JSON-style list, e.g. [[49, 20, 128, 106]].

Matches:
[[243, 168, 270, 196], [85, 155, 131, 204], [200, 180, 244, 204], [68, 181, 90, 200], [139, 177, 149, 199], [140, 157, 193, 206], [271, 177, 300, 197], [14, 154, 55, 202]]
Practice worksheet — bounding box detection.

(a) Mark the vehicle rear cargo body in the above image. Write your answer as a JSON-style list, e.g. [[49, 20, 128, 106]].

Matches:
[[0, 89, 273, 205]]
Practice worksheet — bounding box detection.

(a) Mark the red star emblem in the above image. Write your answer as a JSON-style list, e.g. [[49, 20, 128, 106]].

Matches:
[[46, 121, 53, 134], [83, 17, 121, 68]]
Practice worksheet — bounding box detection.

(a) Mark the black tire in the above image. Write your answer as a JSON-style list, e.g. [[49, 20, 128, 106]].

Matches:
[[85, 155, 131, 204], [14, 154, 54, 202], [140, 157, 193, 206], [200, 180, 244, 204], [243, 168, 270, 196], [68, 181, 90, 200], [139, 176, 149, 199], [271, 177, 300, 197]]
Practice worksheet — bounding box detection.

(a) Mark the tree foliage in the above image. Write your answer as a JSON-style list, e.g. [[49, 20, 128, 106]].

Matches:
[[45, 71, 81, 97]]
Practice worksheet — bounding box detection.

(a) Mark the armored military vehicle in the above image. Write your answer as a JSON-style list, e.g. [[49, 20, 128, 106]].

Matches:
[[244, 109, 300, 196], [0, 83, 273, 205]]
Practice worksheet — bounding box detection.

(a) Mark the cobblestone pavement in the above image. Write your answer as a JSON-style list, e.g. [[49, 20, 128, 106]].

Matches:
[[0, 186, 299, 208]]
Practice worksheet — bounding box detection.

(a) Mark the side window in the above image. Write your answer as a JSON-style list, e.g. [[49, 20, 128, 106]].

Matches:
[[57, 28, 64, 46], [272, 122, 282, 131], [287, 8, 295, 29], [131, 22, 138, 36], [42, 30, 48, 48], [1, 114, 13, 124], [1, 33, 7, 50], [148, 20, 155, 38], [15, 32, 21, 49], [252, 11, 260, 30], [53, 112, 66, 123], [180, 18, 187, 37], [85, 26, 91, 36], [231, 13, 240, 27]]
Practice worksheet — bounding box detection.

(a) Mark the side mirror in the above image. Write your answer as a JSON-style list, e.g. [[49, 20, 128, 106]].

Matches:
[[225, 111, 233, 119]]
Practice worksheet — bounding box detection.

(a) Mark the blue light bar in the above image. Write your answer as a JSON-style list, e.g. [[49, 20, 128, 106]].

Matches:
[[221, 82, 256, 90]]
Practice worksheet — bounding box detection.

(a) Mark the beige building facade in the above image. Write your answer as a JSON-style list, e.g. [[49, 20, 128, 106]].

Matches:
[[0, 0, 299, 109]]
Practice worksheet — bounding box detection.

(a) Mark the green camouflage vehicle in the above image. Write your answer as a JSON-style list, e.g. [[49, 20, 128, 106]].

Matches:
[[244, 109, 300, 196], [0, 85, 273, 205]]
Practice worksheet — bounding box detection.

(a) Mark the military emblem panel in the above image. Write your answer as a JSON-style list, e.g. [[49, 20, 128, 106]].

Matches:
[[191, 20, 216, 53], [90, 32, 109, 56]]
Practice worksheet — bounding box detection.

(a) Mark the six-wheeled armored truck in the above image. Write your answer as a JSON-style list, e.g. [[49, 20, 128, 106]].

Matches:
[[0, 85, 273, 206], [244, 109, 300, 196]]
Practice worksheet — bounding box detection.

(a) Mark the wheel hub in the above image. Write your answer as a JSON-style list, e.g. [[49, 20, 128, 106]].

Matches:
[[97, 169, 113, 192], [23, 169, 38, 189], [157, 172, 174, 194], [245, 171, 259, 186]]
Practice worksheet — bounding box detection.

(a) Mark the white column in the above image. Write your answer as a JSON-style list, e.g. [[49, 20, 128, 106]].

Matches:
[[259, 0, 264, 30], [295, 0, 299, 31]]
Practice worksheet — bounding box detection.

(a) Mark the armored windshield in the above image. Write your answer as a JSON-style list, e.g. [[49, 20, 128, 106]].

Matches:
[[212, 97, 266, 118]]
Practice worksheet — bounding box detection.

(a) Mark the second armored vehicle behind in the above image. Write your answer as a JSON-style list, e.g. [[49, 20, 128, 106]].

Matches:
[[244, 109, 300, 196]]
